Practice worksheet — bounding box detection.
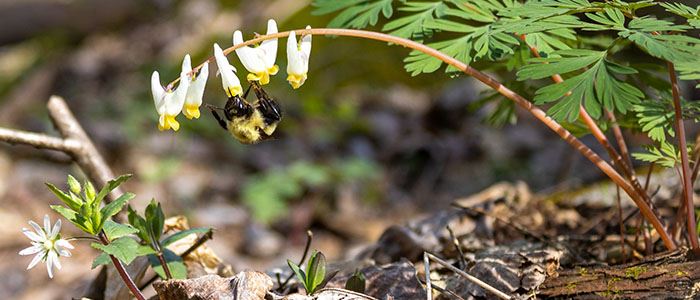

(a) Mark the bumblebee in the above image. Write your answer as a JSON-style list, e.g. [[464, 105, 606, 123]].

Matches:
[[207, 82, 282, 144]]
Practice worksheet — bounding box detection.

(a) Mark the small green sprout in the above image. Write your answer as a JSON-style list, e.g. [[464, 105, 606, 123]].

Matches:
[[287, 250, 330, 295]]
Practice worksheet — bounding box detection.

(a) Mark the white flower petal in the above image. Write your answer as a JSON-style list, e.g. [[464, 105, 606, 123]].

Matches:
[[186, 62, 209, 107], [28, 221, 46, 241], [300, 25, 312, 58], [259, 19, 278, 68], [151, 71, 166, 114], [55, 239, 74, 250], [233, 30, 266, 73], [214, 43, 242, 96], [43, 215, 51, 234], [165, 55, 192, 116], [50, 219, 61, 238], [46, 251, 54, 278], [19, 245, 42, 256], [49, 250, 61, 270], [27, 252, 44, 270], [286, 31, 304, 75], [22, 228, 44, 243], [57, 248, 72, 257]]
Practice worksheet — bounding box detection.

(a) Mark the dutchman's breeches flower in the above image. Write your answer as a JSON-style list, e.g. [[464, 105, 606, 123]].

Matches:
[[151, 55, 192, 131], [234, 19, 279, 85], [286, 26, 312, 89], [184, 62, 209, 119], [19, 215, 74, 278], [214, 43, 243, 97]]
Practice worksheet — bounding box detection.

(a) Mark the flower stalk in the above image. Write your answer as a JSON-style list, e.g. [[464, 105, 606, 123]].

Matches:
[[169, 27, 675, 250], [668, 61, 699, 251], [98, 232, 146, 300]]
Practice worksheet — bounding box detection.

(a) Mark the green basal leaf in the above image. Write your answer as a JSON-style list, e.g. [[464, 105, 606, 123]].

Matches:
[[102, 220, 139, 240], [92, 252, 111, 269], [345, 269, 366, 294], [306, 251, 327, 294], [148, 249, 187, 280], [287, 259, 307, 290], [634, 101, 675, 143], [161, 227, 211, 247], [46, 182, 82, 212], [91, 237, 141, 265]]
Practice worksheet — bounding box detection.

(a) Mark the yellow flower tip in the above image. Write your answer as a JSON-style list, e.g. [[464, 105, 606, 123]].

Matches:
[[227, 85, 243, 97], [287, 73, 307, 89], [268, 65, 279, 76], [158, 114, 180, 131], [184, 104, 201, 120]]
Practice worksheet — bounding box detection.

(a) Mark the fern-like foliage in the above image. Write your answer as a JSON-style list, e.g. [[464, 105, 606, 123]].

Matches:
[[517, 49, 643, 121], [313, 0, 700, 155]]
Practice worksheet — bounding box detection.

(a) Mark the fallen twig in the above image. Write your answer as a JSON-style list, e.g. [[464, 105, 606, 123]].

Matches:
[[426, 253, 511, 300]]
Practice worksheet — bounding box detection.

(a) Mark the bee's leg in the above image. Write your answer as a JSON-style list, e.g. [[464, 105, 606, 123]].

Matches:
[[242, 84, 253, 100], [250, 81, 269, 101], [257, 98, 282, 125], [205, 104, 228, 130]]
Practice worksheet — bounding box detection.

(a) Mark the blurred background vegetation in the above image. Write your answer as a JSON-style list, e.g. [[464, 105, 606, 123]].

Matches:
[[1, 0, 695, 298]]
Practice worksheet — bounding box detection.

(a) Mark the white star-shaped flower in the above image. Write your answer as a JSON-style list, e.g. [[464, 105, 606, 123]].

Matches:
[[19, 215, 74, 278]]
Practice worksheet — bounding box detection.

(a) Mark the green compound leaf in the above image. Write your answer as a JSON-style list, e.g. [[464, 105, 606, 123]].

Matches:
[[382, 1, 448, 41], [519, 49, 643, 122], [633, 141, 682, 168], [313, 0, 394, 29]]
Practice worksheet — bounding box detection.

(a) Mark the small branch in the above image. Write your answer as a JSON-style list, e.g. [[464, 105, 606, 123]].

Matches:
[[47, 96, 123, 204], [426, 252, 511, 300], [98, 232, 146, 300], [667, 62, 699, 251], [446, 225, 467, 270], [0, 127, 79, 152]]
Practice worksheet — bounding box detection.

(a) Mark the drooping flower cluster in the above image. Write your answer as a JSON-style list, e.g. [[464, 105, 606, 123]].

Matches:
[[151, 19, 313, 131], [19, 215, 74, 278]]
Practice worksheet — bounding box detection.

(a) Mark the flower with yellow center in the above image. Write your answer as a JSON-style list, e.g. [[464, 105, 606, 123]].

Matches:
[[233, 19, 279, 85], [151, 55, 191, 131], [213, 43, 243, 97], [286, 26, 312, 89], [183, 62, 209, 119], [19, 215, 74, 278]]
